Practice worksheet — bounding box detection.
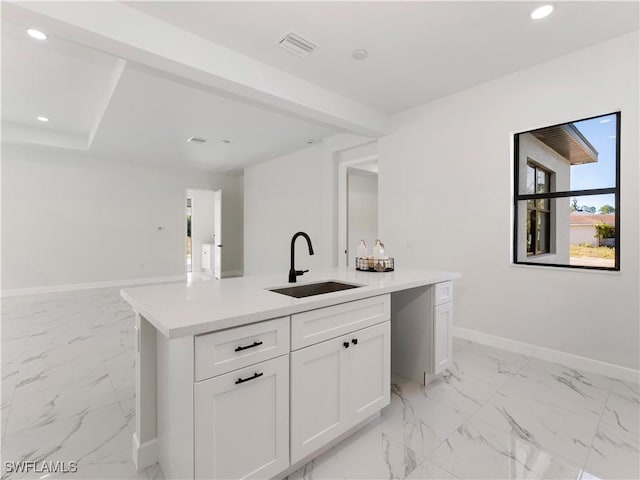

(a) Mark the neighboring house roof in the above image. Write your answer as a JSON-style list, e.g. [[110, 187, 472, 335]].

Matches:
[[531, 123, 598, 165], [570, 213, 615, 226]]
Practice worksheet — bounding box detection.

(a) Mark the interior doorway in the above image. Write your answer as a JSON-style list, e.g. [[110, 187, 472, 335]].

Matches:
[[185, 188, 222, 280], [338, 155, 379, 268]]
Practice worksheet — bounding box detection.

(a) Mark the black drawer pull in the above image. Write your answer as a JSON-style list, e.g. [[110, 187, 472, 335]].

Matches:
[[235, 372, 263, 384], [351, 338, 358, 345], [343, 342, 350, 349], [235, 341, 263, 352]]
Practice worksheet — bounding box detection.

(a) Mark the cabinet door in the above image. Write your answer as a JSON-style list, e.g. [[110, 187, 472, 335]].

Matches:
[[347, 321, 390, 426], [433, 303, 453, 375], [195, 355, 289, 480], [290, 337, 349, 464]]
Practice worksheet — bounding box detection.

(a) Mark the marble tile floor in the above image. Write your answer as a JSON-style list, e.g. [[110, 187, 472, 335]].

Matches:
[[2, 287, 639, 479]]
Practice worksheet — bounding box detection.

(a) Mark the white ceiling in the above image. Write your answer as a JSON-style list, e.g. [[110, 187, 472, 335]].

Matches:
[[2, 2, 638, 173], [1, 18, 339, 172], [1, 20, 123, 145], [125, 1, 640, 114], [89, 65, 338, 173]]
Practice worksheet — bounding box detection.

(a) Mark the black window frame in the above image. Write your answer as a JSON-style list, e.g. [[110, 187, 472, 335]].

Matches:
[[526, 161, 552, 256], [513, 111, 621, 271]]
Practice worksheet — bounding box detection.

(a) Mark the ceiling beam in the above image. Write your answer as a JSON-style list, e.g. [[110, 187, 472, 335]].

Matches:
[[4, 1, 389, 137]]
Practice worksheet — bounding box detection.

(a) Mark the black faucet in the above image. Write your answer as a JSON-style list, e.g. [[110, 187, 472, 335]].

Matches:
[[289, 231, 314, 283]]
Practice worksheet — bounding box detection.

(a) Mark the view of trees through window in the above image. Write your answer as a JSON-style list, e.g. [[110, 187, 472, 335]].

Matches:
[[514, 112, 620, 270]]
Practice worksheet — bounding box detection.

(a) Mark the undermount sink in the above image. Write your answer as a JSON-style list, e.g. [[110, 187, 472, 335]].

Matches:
[[269, 281, 362, 298]]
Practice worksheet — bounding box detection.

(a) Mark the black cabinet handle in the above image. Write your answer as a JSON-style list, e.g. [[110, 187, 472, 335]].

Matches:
[[351, 338, 358, 345], [235, 372, 263, 384], [343, 342, 350, 348], [235, 341, 263, 352]]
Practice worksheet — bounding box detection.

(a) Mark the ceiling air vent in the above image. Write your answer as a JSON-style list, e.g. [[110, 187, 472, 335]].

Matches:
[[277, 31, 317, 57]]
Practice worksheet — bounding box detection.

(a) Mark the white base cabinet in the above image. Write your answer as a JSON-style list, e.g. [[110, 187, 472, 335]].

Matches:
[[391, 282, 454, 384], [195, 355, 289, 480], [150, 290, 455, 480], [433, 302, 453, 375], [290, 321, 390, 464]]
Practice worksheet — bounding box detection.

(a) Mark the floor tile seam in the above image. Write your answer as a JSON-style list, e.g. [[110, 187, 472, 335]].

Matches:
[[411, 365, 510, 418], [488, 379, 609, 425], [114, 395, 135, 436], [465, 412, 592, 471], [522, 362, 616, 395], [377, 415, 446, 462], [412, 458, 461, 479], [377, 422, 427, 467], [579, 387, 612, 477], [423, 379, 508, 472], [2, 398, 124, 441], [445, 363, 523, 390], [105, 362, 136, 437]]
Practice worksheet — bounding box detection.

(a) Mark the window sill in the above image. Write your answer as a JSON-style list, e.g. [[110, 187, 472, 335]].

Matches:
[[511, 262, 621, 275]]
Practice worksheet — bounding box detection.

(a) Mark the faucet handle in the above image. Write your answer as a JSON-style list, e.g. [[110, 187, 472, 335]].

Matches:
[[296, 269, 309, 275]]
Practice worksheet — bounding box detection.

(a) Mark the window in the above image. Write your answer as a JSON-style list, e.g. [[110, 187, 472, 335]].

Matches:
[[513, 112, 620, 270], [526, 162, 552, 255]]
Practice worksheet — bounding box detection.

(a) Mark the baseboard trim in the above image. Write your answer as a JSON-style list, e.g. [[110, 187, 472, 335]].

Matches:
[[222, 269, 243, 278], [453, 326, 639, 383], [1, 275, 186, 298], [132, 433, 158, 471]]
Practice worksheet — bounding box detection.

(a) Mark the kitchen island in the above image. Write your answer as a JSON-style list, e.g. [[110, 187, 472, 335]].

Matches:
[[121, 268, 461, 479]]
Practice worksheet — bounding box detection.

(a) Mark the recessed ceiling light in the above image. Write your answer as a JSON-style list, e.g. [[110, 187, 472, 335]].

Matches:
[[352, 49, 368, 61], [187, 136, 207, 143], [27, 29, 48, 40], [530, 5, 554, 20], [37, 116, 49, 122], [306, 140, 314, 145], [221, 139, 231, 144]]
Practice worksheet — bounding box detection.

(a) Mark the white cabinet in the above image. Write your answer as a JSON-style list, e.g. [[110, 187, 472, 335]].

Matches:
[[433, 302, 453, 375], [347, 322, 391, 425], [290, 333, 348, 462], [291, 295, 391, 350], [195, 316, 289, 381], [195, 354, 289, 480], [290, 321, 390, 464], [391, 281, 454, 384], [432, 281, 453, 375]]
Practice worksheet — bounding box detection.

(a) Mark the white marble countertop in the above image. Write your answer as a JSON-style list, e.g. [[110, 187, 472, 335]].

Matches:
[[121, 268, 461, 339]]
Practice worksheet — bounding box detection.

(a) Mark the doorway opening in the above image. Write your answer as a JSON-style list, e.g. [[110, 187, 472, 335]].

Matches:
[[337, 152, 379, 268], [185, 188, 222, 281]]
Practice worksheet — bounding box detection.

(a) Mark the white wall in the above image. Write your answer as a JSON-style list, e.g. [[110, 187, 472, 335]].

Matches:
[[243, 143, 328, 277], [378, 31, 639, 369], [1, 145, 244, 290], [347, 172, 378, 264], [187, 189, 216, 272]]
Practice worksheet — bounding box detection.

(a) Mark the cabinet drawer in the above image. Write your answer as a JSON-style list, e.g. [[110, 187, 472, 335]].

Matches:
[[195, 316, 290, 381], [291, 295, 390, 350], [434, 281, 453, 306]]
